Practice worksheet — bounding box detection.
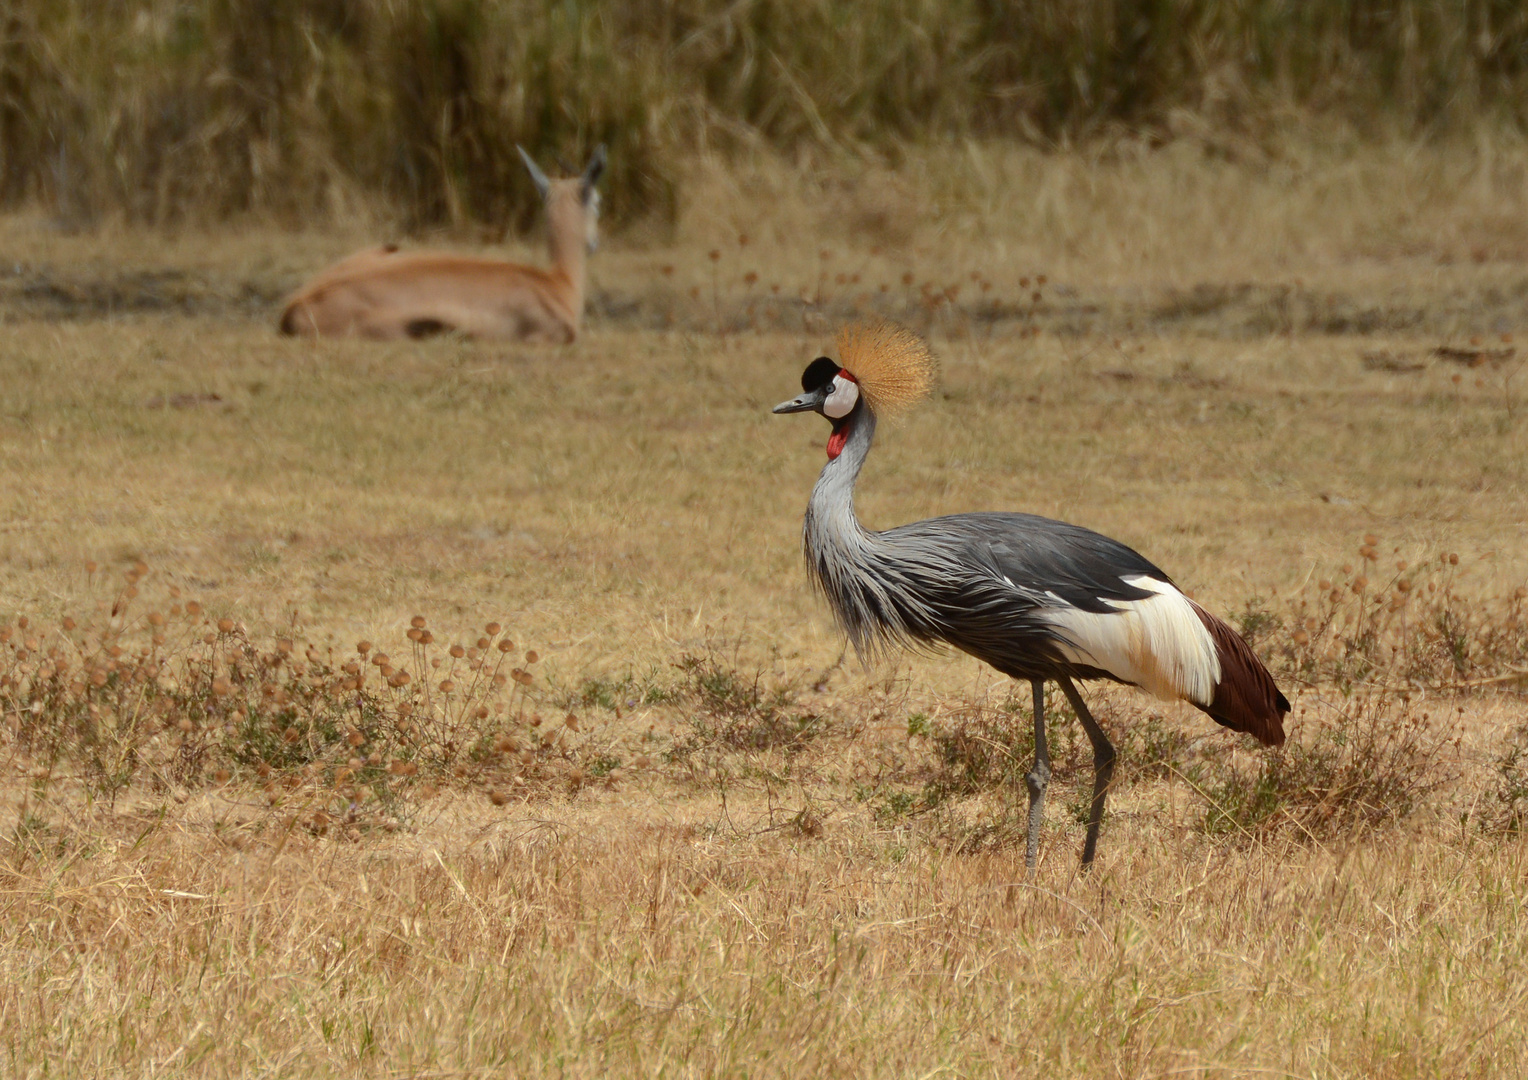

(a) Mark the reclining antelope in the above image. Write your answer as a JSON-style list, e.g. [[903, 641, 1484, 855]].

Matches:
[[280, 146, 605, 342]]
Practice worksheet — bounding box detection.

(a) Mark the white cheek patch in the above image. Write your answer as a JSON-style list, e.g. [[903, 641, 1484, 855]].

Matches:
[[822, 375, 859, 419]]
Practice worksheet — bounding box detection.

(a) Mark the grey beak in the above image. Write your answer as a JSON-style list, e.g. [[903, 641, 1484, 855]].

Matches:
[[773, 386, 829, 414]]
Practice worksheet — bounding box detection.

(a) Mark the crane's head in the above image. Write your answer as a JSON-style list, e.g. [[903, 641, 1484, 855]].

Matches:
[[772, 322, 935, 459], [773, 357, 860, 459]]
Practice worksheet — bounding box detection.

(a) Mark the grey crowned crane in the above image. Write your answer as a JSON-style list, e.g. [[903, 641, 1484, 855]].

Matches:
[[773, 322, 1289, 869]]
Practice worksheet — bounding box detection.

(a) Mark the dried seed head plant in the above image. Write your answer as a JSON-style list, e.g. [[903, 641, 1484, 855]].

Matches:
[[0, 563, 622, 829], [1239, 536, 1528, 692]]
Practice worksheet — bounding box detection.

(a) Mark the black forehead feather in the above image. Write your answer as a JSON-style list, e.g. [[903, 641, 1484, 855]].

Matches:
[[801, 356, 841, 392]]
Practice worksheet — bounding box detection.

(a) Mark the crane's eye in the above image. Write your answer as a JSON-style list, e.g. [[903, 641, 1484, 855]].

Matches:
[[822, 375, 860, 419]]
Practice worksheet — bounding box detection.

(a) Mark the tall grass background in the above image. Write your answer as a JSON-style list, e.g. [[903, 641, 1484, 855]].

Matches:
[[4, 0, 1528, 231]]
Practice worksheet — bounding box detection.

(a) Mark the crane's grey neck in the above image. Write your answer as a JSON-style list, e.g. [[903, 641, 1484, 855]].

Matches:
[[806, 407, 876, 548], [803, 408, 909, 658]]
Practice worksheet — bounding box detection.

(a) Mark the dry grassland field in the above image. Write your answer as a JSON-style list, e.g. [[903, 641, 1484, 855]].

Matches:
[[4, 143, 1528, 1077]]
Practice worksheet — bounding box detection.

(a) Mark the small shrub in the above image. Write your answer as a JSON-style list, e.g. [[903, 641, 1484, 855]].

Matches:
[[665, 648, 823, 759], [0, 563, 586, 829], [1236, 598, 1282, 648], [1256, 538, 1528, 691], [1493, 722, 1528, 833], [1115, 714, 1197, 783], [1200, 693, 1459, 840], [920, 687, 1099, 809], [922, 698, 1031, 809]]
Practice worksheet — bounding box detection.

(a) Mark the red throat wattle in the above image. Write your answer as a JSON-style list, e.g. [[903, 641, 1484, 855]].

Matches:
[[826, 426, 848, 459]]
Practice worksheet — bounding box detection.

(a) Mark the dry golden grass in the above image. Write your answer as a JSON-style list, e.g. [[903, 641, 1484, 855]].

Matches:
[[4, 788, 1526, 1078], [3, 141, 1528, 1076]]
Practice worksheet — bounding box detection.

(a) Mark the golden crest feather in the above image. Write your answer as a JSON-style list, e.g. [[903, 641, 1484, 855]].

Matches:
[[834, 321, 935, 417]]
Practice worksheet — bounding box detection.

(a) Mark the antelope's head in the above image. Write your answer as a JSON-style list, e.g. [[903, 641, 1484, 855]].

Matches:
[[517, 144, 606, 254]]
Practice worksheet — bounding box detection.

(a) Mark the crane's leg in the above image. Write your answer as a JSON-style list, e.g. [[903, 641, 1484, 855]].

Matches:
[[1057, 675, 1116, 868], [1024, 679, 1050, 872]]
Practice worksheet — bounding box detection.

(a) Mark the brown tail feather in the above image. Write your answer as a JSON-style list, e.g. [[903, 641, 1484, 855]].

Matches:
[[1191, 602, 1289, 746]]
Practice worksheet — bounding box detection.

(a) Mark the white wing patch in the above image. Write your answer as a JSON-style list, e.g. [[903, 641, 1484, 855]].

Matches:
[[1039, 575, 1221, 705]]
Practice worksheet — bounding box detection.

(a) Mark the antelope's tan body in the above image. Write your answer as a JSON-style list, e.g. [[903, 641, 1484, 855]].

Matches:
[[280, 147, 603, 343]]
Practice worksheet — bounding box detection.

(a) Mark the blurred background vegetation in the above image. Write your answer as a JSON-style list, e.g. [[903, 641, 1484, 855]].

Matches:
[[3, 0, 1528, 232]]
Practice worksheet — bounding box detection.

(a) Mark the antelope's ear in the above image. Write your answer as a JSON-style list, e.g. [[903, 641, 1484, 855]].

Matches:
[[581, 144, 607, 195], [517, 145, 551, 199]]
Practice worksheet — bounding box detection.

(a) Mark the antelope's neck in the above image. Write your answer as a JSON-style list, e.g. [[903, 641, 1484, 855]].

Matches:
[[546, 196, 587, 316]]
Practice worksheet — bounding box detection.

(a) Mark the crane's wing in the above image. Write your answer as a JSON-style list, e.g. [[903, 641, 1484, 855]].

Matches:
[[877, 513, 1287, 745]]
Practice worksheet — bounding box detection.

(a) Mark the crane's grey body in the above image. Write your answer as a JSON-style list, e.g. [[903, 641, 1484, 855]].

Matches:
[[777, 349, 1287, 869], [803, 407, 1123, 866], [808, 415, 1168, 681]]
